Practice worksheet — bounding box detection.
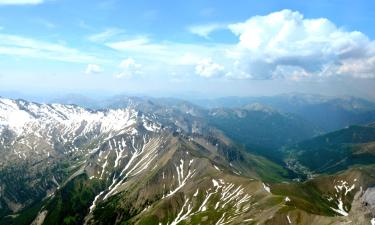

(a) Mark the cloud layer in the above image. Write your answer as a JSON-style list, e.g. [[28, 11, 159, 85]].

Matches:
[[1, 9, 375, 83]]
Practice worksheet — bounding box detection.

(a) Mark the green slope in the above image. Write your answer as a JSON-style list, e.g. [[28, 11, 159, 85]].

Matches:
[[285, 124, 375, 174]]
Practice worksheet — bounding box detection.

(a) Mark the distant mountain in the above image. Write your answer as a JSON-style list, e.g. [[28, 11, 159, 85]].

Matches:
[[284, 123, 375, 176], [49, 93, 375, 132], [208, 103, 320, 162], [193, 94, 375, 132], [49, 94, 100, 109], [107, 98, 320, 162], [59, 95, 319, 159]]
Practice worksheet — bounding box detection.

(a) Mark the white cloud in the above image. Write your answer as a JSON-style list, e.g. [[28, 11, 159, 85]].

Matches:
[[200, 8, 216, 17], [103, 9, 375, 81], [176, 53, 202, 65], [106, 36, 228, 68], [88, 28, 124, 42], [226, 9, 375, 80], [106, 36, 165, 54], [0, 33, 100, 63], [85, 64, 102, 74], [224, 60, 252, 79], [188, 23, 226, 38], [115, 58, 142, 78], [336, 56, 375, 78], [107, 36, 149, 49], [0, 0, 44, 5], [195, 58, 224, 78], [35, 19, 55, 29]]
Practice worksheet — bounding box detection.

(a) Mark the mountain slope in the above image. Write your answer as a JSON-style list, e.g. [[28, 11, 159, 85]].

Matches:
[[270, 166, 375, 225], [0, 97, 290, 225], [284, 124, 375, 176], [208, 104, 319, 162]]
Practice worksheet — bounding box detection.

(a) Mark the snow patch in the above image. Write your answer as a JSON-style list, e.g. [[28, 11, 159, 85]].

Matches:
[[334, 180, 356, 196], [287, 215, 292, 224], [330, 198, 348, 216], [193, 189, 199, 197], [263, 183, 271, 193]]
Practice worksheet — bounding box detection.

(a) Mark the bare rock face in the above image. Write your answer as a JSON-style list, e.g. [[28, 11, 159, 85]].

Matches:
[[336, 182, 375, 225], [363, 187, 375, 224], [363, 187, 375, 210]]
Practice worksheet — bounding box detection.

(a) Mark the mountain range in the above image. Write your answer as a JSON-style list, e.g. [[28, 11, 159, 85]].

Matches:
[[0, 95, 374, 225]]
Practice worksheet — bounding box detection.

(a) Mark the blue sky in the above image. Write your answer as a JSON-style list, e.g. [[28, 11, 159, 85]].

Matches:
[[1, 0, 375, 99]]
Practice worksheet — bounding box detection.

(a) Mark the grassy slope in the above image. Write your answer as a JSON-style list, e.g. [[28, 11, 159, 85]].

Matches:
[[272, 165, 375, 217]]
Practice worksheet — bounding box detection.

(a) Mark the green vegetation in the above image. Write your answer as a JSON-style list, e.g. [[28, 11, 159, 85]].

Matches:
[[272, 181, 336, 216], [42, 174, 102, 225], [208, 107, 317, 163], [0, 201, 44, 225], [287, 125, 375, 174]]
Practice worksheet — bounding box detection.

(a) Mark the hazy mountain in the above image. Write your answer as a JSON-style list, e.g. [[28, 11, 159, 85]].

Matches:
[[48, 93, 375, 133], [51, 95, 319, 160], [103, 98, 320, 162], [193, 94, 375, 132], [49, 94, 101, 109], [208, 103, 320, 162]]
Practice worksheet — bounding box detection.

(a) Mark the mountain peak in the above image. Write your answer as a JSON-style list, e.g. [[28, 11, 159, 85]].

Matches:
[[242, 103, 277, 113]]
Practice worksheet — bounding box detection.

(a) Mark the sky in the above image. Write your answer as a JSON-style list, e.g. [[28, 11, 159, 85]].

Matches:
[[1, 0, 375, 100]]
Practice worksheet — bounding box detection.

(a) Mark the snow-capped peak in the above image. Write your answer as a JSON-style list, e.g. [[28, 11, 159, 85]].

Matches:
[[0, 97, 159, 138]]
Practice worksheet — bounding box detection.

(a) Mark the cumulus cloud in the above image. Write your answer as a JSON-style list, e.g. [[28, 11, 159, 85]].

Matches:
[[99, 9, 375, 81], [115, 58, 142, 78], [226, 9, 375, 80], [195, 58, 224, 78], [0, 0, 43, 5], [336, 56, 375, 78], [85, 64, 102, 74]]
